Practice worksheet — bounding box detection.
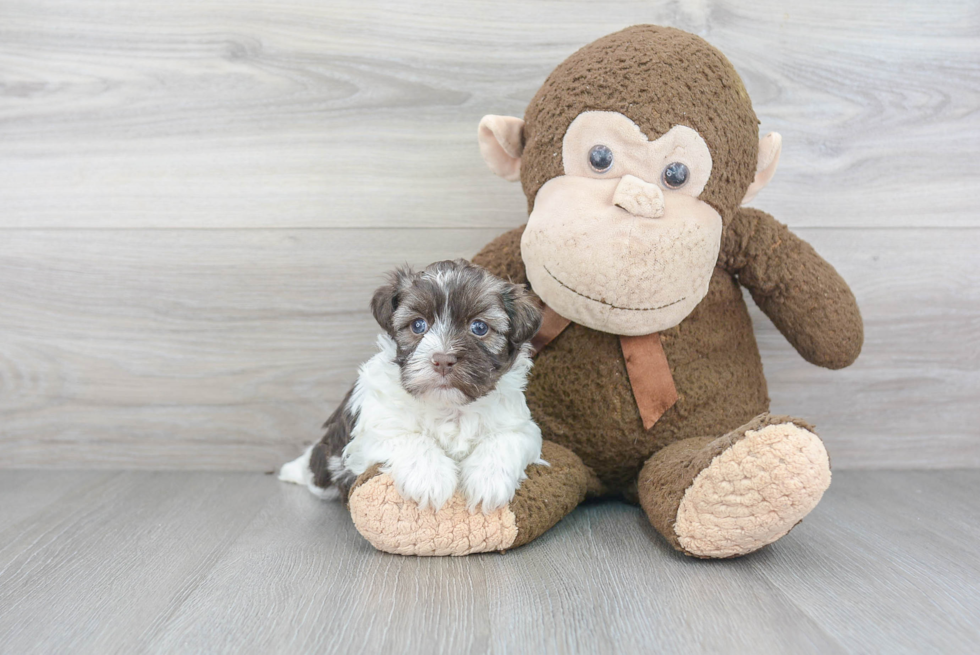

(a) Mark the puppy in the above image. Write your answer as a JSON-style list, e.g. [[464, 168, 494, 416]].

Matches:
[[279, 259, 544, 513]]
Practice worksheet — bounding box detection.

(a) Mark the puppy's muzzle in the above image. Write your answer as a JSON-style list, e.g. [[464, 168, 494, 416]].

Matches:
[[431, 352, 457, 377]]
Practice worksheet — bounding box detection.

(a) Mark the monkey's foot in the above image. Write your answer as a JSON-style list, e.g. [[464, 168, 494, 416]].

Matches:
[[347, 441, 592, 556], [639, 414, 831, 559]]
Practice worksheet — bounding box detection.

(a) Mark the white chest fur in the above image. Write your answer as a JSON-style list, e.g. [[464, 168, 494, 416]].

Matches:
[[340, 335, 543, 512]]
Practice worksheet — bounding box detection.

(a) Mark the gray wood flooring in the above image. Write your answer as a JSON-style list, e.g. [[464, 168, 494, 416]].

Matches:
[[2, 0, 979, 472], [1, 469, 977, 654]]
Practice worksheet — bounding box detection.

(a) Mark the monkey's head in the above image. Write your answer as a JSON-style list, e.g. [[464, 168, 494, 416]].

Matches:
[[478, 25, 781, 335]]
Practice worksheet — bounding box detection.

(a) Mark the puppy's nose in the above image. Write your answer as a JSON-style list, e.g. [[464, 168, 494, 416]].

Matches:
[[431, 353, 457, 376], [613, 174, 665, 219]]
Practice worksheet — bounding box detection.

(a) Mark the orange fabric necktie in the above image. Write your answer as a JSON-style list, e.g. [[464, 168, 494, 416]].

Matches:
[[531, 305, 678, 430]]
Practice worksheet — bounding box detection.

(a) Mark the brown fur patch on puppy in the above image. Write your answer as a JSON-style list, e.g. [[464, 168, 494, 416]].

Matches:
[[310, 387, 358, 498], [370, 259, 542, 402], [297, 259, 544, 506]]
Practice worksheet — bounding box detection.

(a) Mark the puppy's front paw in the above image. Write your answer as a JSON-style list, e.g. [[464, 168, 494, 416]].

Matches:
[[460, 461, 522, 514], [388, 454, 458, 512]]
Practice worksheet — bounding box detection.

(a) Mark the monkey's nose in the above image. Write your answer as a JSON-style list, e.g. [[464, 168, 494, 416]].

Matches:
[[431, 353, 457, 376], [613, 174, 665, 219]]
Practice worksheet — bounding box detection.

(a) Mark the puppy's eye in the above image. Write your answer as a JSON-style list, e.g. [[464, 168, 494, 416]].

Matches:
[[662, 162, 689, 189], [470, 320, 489, 337], [410, 318, 428, 334], [588, 145, 614, 173]]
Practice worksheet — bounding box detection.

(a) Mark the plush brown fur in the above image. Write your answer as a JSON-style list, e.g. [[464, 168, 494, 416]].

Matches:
[[345, 25, 861, 558], [520, 24, 758, 225], [469, 25, 862, 555], [508, 441, 596, 548], [474, 223, 779, 494], [473, 207, 863, 495], [637, 413, 815, 554], [721, 208, 864, 368]]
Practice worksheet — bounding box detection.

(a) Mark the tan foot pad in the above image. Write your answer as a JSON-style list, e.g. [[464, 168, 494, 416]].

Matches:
[[674, 423, 831, 558], [348, 473, 518, 556]]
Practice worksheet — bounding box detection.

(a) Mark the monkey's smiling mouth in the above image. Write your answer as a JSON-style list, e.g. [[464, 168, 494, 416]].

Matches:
[[543, 265, 686, 312]]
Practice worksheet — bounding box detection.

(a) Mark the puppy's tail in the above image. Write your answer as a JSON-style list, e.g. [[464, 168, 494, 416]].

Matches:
[[279, 387, 358, 500]]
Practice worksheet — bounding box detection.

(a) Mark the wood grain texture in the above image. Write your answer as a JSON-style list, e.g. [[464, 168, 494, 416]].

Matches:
[[0, 0, 976, 229], [749, 470, 980, 653], [1, 0, 978, 470], [0, 230, 980, 470], [760, 228, 980, 468], [0, 470, 978, 654], [0, 469, 110, 528], [1, 227, 978, 470], [0, 472, 270, 654], [0, 228, 502, 469]]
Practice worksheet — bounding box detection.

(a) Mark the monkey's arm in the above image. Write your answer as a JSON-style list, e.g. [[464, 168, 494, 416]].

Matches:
[[720, 207, 863, 369], [471, 224, 529, 285]]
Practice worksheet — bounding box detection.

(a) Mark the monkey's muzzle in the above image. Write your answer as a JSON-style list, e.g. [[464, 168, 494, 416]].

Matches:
[[612, 174, 665, 219]]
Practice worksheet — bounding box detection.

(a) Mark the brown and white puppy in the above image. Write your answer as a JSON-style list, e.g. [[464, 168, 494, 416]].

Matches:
[[280, 259, 544, 513]]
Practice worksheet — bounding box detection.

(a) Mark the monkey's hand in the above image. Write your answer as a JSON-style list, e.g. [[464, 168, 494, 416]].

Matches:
[[721, 207, 863, 369]]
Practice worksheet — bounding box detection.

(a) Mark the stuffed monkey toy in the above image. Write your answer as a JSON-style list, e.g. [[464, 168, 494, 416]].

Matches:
[[346, 25, 863, 558]]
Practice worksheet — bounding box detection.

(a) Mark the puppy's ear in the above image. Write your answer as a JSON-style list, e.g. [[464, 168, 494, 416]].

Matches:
[[371, 267, 414, 336], [502, 284, 543, 348]]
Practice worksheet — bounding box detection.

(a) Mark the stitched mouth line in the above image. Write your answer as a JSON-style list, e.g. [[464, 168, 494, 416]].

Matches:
[[543, 265, 686, 312]]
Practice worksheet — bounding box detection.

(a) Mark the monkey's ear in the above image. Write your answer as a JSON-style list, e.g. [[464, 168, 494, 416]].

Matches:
[[478, 115, 525, 182], [371, 267, 414, 337], [741, 132, 782, 205]]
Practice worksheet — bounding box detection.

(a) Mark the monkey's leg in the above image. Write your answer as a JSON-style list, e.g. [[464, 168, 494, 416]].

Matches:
[[347, 441, 596, 556], [638, 413, 831, 559]]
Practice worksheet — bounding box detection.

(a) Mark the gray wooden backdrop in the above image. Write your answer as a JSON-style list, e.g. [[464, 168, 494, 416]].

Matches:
[[1, 0, 977, 470]]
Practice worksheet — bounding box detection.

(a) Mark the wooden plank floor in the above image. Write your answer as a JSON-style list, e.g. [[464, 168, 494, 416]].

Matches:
[[1, 470, 977, 654]]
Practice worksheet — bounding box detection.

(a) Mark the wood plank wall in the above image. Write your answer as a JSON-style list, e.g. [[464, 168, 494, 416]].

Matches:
[[1, 0, 978, 469]]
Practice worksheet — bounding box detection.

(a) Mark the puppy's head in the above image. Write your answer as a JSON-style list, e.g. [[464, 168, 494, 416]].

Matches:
[[371, 259, 542, 404]]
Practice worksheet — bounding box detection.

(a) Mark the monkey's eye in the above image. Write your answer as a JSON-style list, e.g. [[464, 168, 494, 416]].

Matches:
[[470, 320, 489, 337], [588, 145, 614, 173], [662, 162, 690, 189], [410, 318, 428, 334]]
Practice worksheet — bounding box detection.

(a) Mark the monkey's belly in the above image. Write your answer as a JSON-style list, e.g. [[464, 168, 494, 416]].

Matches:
[[525, 268, 769, 494]]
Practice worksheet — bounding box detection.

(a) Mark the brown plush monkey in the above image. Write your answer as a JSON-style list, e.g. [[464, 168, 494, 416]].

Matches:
[[347, 25, 863, 558]]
